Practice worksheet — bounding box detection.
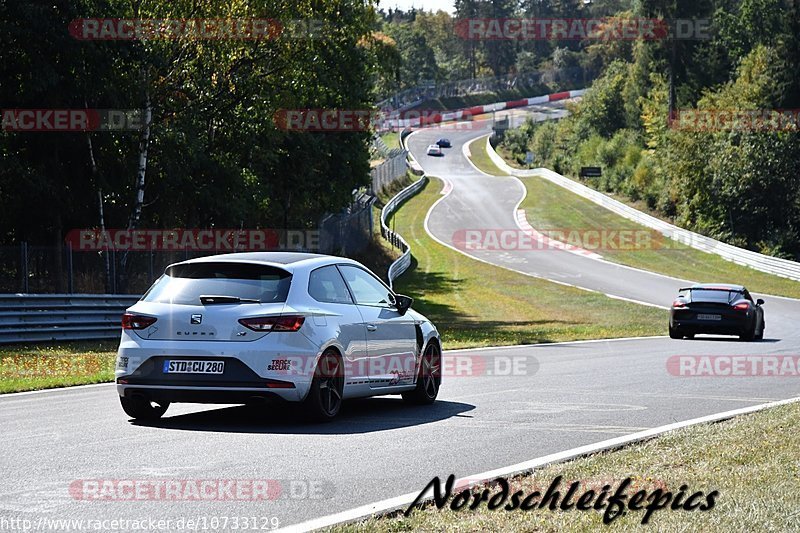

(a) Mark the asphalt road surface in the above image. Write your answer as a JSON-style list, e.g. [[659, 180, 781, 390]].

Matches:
[[2, 106, 800, 530]]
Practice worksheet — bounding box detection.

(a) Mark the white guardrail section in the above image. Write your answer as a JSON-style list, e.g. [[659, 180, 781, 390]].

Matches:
[[380, 177, 428, 288], [485, 138, 800, 281], [379, 131, 430, 288], [0, 294, 140, 344]]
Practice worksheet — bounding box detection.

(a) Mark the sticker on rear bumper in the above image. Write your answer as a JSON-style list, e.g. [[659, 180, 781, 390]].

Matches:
[[163, 360, 225, 374]]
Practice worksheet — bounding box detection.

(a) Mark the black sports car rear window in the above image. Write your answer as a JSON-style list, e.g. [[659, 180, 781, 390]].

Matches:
[[142, 262, 291, 305], [687, 289, 740, 303]]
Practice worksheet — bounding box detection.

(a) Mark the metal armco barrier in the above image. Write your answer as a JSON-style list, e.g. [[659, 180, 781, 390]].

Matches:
[[484, 138, 800, 282], [0, 294, 140, 344], [380, 130, 428, 288], [381, 177, 428, 288]]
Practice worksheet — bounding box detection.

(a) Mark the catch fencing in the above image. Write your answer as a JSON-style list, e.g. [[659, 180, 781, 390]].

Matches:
[[377, 66, 594, 114], [371, 151, 410, 195]]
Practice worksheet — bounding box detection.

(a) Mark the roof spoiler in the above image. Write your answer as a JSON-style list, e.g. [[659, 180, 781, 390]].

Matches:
[[678, 287, 743, 292]]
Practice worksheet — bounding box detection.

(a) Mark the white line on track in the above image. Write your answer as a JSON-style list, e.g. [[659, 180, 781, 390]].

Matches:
[[279, 395, 800, 532]]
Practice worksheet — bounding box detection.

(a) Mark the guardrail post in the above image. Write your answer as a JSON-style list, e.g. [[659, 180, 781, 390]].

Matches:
[[110, 249, 117, 294], [20, 242, 29, 293], [66, 243, 74, 294]]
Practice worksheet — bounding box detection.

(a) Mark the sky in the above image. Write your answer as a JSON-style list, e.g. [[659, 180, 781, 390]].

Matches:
[[377, 0, 455, 14]]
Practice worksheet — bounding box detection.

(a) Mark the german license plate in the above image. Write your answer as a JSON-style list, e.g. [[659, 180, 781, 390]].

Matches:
[[697, 314, 721, 321], [163, 360, 224, 374]]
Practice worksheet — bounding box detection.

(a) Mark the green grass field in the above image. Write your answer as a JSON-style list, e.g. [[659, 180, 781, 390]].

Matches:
[[387, 177, 666, 349], [334, 400, 800, 532], [0, 341, 117, 393], [466, 136, 506, 176], [519, 174, 800, 299], [379, 131, 400, 151]]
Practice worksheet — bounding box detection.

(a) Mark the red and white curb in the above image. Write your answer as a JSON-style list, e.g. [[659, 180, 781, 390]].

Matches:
[[386, 89, 585, 129], [515, 209, 603, 260]]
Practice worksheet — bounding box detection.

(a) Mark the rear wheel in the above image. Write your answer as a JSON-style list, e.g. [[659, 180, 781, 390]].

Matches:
[[668, 326, 682, 339], [739, 319, 756, 341], [754, 318, 765, 341], [303, 350, 344, 422], [402, 342, 441, 405], [120, 396, 169, 420]]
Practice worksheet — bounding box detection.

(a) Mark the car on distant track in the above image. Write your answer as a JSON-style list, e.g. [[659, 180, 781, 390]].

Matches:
[[115, 252, 441, 422], [426, 144, 443, 156], [435, 138, 451, 148], [669, 283, 765, 341]]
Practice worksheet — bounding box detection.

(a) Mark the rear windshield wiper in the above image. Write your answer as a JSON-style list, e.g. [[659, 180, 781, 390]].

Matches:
[[199, 295, 261, 305]]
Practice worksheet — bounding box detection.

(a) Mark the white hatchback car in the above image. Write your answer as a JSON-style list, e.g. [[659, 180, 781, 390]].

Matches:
[[116, 252, 441, 421], [426, 144, 443, 156]]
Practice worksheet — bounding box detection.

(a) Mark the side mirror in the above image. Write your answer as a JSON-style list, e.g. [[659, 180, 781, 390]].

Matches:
[[756, 298, 765, 306], [395, 294, 413, 315]]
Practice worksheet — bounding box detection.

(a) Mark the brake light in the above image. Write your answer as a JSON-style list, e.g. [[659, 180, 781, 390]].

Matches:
[[121, 313, 157, 330], [672, 299, 686, 308], [238, 315, 305, 332], [732, 302, 749, 311]]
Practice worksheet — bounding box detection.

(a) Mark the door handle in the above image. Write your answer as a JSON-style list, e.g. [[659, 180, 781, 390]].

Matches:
[[366, 324, 377, 332]]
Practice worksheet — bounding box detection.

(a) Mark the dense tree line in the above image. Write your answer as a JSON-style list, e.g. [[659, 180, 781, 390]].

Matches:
[[375, 0, 631, 96], [500, 0, 800, 258], [0, 0, 391, 251]]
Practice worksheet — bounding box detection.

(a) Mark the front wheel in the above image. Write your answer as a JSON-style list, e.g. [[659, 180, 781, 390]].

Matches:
[[302, 350, 344, 422], [120, 396, 169, 420], [402, 342, 441, 405]]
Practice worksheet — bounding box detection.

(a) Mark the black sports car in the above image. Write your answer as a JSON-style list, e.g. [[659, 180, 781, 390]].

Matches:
[[669, 283, 765, 341], [435, 138, 451, 148]]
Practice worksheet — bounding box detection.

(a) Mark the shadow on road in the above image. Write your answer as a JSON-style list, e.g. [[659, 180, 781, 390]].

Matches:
[[132, 397, 474, 435]]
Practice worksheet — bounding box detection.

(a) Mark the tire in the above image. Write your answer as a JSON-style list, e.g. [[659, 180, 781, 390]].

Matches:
[[302, 350, 344, 422], [120, 396, 169, 420], [668, 326, 682, 339], [754, 319, 765, 341], [739, 319, 756, 341], [402, 341, 441, 405]]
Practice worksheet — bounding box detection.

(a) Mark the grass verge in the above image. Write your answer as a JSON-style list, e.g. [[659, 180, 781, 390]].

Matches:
[[466, 136, 505, 176], [387, 176, 665, 349], [0, 341, 117, 394], [333, 401, 800, 532], [379, 131, 401, 151], [519, 174, 800, 299]]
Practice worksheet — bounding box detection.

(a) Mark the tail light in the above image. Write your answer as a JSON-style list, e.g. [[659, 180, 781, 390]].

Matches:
[[672, 299, 686, 308], [122, 313, 157, 330], [239, 315, 305, 332], [732, 302, 749, 311]]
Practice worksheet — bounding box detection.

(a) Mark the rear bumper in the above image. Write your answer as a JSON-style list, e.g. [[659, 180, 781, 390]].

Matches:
[[118, 383, 298, 403], [670, 316, 749, 335], [116, 355, 307, 403]]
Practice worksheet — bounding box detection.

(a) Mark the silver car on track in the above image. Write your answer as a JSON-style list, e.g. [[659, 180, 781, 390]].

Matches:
[[115, 252, 441, 422]]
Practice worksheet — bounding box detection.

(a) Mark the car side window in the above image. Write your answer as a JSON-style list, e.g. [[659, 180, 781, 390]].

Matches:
[[308, 266, 353, 304], [338, 265, 394, 307]]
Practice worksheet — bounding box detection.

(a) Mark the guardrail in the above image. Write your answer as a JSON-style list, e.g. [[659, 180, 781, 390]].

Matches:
[[381, 177, 428, 288], [378, 130, 430, 288], [485, 139, 800, 282], [0, 294, 139, 344]]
